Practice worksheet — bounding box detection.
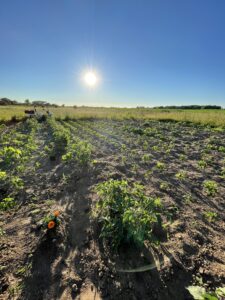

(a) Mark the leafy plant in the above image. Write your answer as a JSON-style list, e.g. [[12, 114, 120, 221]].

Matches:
[[186, 285, 225, 300], [198, 160, 207, 169], [203, 180, 218, 196], [62, 140, 92, 165], [160, 182, 170, 191], [203, 211, 218, 223], [156, 161, 165, 170], [11, 176, 24, 190], [0, 146, 22, 165], [94, 179, 165, 249], [183, 193, 193, 204], [0, 197, 15, 211], [175, 171, 187, 181], [142, 154, 151, 164]]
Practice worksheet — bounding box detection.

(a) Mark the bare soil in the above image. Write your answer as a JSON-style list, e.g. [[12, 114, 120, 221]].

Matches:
[[0, 119, 225, 300]]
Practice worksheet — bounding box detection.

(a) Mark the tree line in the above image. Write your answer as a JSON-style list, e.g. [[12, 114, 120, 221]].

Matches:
[[153, 105, 222, 110], [0, 98, 59, 107]]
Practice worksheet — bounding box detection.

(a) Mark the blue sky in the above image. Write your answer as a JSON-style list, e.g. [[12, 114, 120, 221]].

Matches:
[[0, 0, 225, 107]]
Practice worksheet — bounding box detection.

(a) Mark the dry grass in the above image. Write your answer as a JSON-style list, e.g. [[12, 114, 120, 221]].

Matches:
[[0, 105, 225, 126]]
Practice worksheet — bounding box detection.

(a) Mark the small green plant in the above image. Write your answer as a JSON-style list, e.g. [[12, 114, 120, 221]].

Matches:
[[203, 180, 218, 196], [203, 211, 218, 223], [144, 170, 152, 179], [0, 171, 7, 181], [0, 227, 5, 236], [156, 161, 165, 170], [152, 145, 159, 152], [0, 197, 15, 211], [94, 179, 165, 249], [160, 182, 169, 191], [11, 176, 24, 190], [142, 154, 151, 164], [62, 140, 92, 165], [219, 167, 225, 178], [0, 146, 22, 165], [175, 171, 187, 181], [198, 160, 207, 169], [179, 154, 186, 161], [186, 285, 225, 300], [218, 146, 225, 153], [183, 193, 193, 204]]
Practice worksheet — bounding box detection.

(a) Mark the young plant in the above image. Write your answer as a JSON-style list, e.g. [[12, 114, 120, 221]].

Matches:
[[175, 171, 187, 181], [142, 154, 151, 164], [94, 179, 165, 249], [203, 211, 218, 223], [160, 182, 170, 191], [62, 140, 92, 165], [156, 161, 165, 170], [198, 160, 207, 169], [187, 285, 225, 300], [0, 197, 15, 211], [203, 180, 218, 196]]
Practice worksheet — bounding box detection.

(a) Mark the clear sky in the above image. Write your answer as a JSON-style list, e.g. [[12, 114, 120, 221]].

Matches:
[[0, 0, 225, 107]]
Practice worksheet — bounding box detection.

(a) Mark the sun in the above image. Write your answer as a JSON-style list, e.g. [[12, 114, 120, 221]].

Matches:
[[83, 71, 98, 87]]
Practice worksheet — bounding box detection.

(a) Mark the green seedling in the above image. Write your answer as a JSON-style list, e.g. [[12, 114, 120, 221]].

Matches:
[[187, 285, 225, 300], [156, 161, 165, 170], [203, 180, 218, 196], [198, 160, 207, 169], [160, 182, 170, 191], [0, 197, 15, 211], [203, 211, 218, 223], [175, 171, 187, 181], [142, 154, 151, 164]]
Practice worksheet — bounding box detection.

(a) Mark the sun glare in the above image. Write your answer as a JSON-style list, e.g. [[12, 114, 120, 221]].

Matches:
[[83, 71, 98, 87]]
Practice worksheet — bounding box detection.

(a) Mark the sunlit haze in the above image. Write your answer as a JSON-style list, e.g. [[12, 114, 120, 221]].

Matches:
[[83, 71, 99, 88]]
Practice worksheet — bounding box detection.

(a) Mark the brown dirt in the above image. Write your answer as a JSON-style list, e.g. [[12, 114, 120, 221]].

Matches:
[[0, 119, 225, 300]]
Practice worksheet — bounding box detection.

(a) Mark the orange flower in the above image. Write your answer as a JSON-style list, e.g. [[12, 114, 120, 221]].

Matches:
[[48, 220, 55, 229], [54, 210, 60, 217]]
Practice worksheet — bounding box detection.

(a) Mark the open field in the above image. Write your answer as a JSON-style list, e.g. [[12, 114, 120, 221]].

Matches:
[[1, 105, 225, 126], [0, 117, 224, 299]]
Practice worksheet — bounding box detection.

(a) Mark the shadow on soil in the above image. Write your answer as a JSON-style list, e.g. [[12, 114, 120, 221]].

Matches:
[[20, 165, 193, 300]]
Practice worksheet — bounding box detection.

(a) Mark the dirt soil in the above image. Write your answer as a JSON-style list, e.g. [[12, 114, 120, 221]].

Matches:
[[0, 119, 225, 300]]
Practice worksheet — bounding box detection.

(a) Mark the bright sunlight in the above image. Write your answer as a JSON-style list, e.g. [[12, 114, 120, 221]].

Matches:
[[83, 71, 99, 87]]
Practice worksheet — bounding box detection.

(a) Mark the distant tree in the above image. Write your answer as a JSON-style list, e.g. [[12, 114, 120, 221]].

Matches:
[[25, 99, 30, 105], [61, 104, 65, 107], [0, 98, 17, 105]]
